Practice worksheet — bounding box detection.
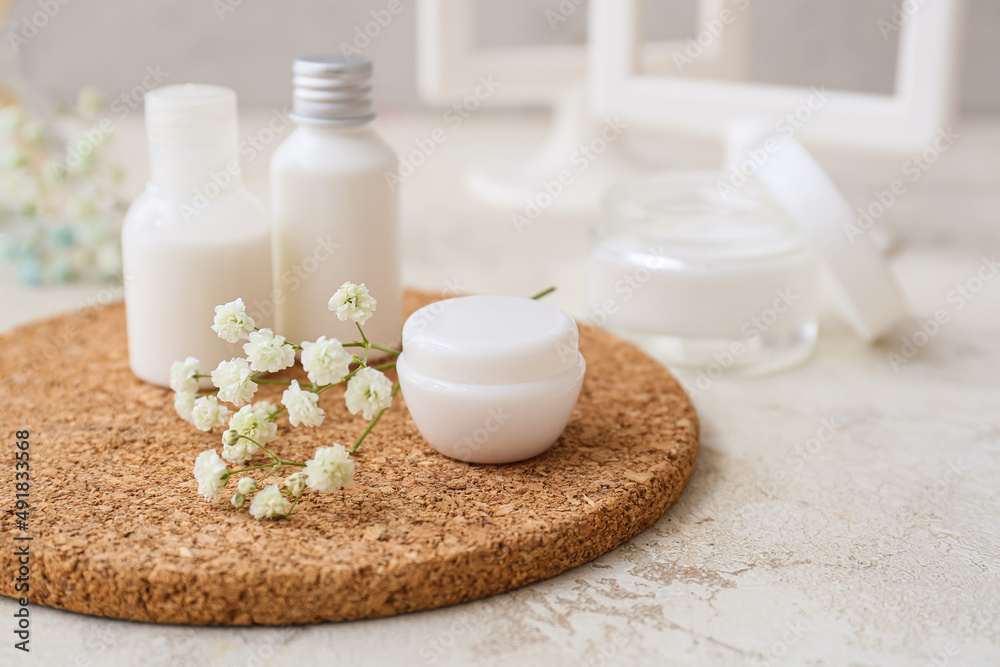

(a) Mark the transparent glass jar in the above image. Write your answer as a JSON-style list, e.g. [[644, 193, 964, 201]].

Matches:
[[589, 171, 819, 375]]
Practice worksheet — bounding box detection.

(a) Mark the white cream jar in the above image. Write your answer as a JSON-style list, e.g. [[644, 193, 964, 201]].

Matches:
[[590, 171, 820, 374], [397, 295, 586, 464]]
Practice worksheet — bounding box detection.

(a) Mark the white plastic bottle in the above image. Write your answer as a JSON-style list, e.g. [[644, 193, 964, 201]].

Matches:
[[270, 54, 402, 347], [122, 84, 273, 387]]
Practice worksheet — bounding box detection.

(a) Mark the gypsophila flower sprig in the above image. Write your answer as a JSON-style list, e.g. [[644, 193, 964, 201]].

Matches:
[[177, 282, 400, 520]]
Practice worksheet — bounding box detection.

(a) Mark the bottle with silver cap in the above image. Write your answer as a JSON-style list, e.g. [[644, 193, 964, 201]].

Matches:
[[122, 84, 273, 387], [270, 54, 402, 348]]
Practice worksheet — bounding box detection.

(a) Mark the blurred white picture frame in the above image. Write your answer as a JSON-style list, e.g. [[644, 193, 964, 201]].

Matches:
[[588, 0, 966, 154], [416, 0, 753, 210], [417, 0, 751, 106]]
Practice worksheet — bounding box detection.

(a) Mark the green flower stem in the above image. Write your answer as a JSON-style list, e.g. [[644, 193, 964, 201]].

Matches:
[[530, 286, 556, 300], [372, 362, 397, 371], [253, 378, 294, 385], [232, 462, 280, 475], [339, 365, 368, 384], [243, 436, 278, 463], [285, 492, 304, 517], [234, 434, 305, 470], [343, 342, 400, 356], [232, 460, 306, 476], [340, 367, 361, 382], [350, 382, 401, 456]]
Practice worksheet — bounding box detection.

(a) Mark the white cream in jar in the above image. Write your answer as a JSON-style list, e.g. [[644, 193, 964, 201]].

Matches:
[[589, 171, 820, 374]]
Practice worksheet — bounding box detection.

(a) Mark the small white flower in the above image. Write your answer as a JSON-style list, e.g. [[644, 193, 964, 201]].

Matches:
[[304, 444, 355, 493], [222, 441, 254, 465], [96, 243, 122, 279], [243, 328, 295, 373], [344, 367, 394, 420], [252, 401, 279, 418], [76, 86, 103, 118], [222, 404, 278, 464], [20, 119, 42, 146], [174, 391, 196, 423], [285, 472, 307, 497], [249, 484, 290, 519], [301, 336, 352, 386], [328, 281, 377, 325], [231, 493, 246, 508], [281, 380, 325, 427], [211, 298, 255, 343], [237, 477, 257, 495], [211, 358, 257, 406], [191, 395, 228, 432], [0, 147, 27, 169], [0, 106, 24, 134], [229, 404, 278, 445], [169, 356, 200, 394], [193, 449, 229, 502]]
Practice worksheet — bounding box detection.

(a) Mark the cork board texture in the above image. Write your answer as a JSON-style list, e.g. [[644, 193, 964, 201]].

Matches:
[[0, 290, 699, 625]]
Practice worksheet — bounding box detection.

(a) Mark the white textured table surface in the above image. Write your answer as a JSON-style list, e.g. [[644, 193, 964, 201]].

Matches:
[[2, 110, 999, 667]]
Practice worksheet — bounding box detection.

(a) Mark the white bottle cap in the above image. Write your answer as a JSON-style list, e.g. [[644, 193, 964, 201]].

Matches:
[[291, 54, 375, 124], [401, 296, 581, 385], [729, 125, 909, 341], [144, 84, 241, 194]]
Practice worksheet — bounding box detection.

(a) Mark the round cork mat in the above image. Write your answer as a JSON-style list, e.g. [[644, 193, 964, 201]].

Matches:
[[0, 290, 698, 626]]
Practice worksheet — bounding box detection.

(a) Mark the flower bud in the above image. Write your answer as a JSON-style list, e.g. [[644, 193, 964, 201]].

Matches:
[[285, 472, 307, 497], [237, 477, 257, 495], [222, 429, 240, 446], [231, 492, 246, 508]]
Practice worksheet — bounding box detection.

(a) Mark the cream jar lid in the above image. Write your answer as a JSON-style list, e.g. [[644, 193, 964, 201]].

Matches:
[[401, 296, 581, 385], [729, 125, 909, 341]]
